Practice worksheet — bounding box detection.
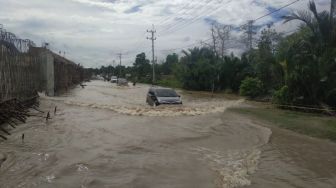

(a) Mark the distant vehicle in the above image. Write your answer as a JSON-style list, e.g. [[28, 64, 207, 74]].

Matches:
[[111, 76, 118, 83], [117, 78, 128, 86], [146, 87, 182, 106]]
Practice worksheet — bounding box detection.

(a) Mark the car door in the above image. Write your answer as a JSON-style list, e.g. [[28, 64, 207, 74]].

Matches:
[[146, 90, 155, 105]]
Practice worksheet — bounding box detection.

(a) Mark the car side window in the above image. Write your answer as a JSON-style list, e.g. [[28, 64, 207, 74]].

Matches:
[[148, 91, 154, 95]]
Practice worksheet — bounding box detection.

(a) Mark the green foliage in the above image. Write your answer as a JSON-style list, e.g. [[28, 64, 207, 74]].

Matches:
[[272, 85, 291, 104], [93, 64, 134, 81], [133, 52, 151, 81], [326, 89, 336, 107], [128, 1, 336, 109], [175, 47, 217, 91], [161, 53, 178, 75], [252, 28, 284, 91], [217, 54, 254, 91], [156, 75, 182, 88], [239, 77, 263, 98], [164, 49, 253, 92], [278, 1, 336, 107], [285, 39, 321, 105], [231, 107, 336, 142]]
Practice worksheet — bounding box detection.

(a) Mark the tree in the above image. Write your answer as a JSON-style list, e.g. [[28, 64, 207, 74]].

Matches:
[[240, 77, 264, 98], [133, 52, 151, 81], [177, 47, 217, 90], [215, 24, 232, 58], [217, 53, 252, 92], [161, 53, 178, 75], [281, 0, 336, 106], [252, 27, 284, 91], [206, 23, 232, 59], [283, 0, 336, 49]]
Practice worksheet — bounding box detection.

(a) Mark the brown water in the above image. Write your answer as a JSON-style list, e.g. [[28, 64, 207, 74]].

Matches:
[[0, 80, 335, 188]]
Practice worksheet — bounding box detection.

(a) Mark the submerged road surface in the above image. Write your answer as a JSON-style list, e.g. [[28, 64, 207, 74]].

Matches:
[[0, 80, 335, 188]]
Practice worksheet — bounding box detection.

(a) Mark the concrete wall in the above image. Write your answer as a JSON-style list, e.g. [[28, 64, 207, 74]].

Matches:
[[38, 50, 55, 96], [1, 46, 87, 101]]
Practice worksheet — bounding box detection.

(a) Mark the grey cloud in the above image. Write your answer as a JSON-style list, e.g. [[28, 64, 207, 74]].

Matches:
[[124, 5, 143, 14], [0, 0, 318, 68]]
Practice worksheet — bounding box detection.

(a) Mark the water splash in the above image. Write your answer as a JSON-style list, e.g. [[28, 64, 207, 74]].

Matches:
[[42, 97, 244, 117], [192, 147, 261, 188]]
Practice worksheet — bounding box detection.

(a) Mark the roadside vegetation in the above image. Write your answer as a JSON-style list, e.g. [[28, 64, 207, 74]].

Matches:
[[92, 1, 336, 110], [230, 105, 336, 142]]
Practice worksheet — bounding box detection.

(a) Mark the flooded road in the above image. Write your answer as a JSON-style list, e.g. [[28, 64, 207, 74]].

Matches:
[[0, 80, 335, 188], [247, 122, 336, 188]]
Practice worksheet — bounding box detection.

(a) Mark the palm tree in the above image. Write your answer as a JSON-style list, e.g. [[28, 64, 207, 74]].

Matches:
[[281, 0, 336, 106], [181, 47, 215, 64], [283, 0, 336, 48]]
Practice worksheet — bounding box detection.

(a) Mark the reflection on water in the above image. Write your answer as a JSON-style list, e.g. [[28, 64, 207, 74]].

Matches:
[[0, 81, 335, 188]]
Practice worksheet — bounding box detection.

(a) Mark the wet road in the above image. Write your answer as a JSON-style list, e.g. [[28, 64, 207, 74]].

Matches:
[[0, 80, 335, 188]]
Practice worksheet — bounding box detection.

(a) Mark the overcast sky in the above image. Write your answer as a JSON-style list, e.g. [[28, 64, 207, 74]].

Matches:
[[0, 0, 330, 68]]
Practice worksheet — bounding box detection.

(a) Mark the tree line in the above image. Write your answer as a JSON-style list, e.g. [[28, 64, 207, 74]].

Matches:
[[94, 1, 336, 108]]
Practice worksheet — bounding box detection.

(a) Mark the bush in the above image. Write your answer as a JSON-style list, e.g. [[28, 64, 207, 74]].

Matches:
[[326, 88, 336, 107], [156, 76, 182, 88], [272, 85, 291, 104], [239, 77, 263, 98]]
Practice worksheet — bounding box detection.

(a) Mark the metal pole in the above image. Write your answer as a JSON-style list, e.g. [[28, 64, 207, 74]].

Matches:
[[147, 25, 156, 84], [117, 53, 122, 78]]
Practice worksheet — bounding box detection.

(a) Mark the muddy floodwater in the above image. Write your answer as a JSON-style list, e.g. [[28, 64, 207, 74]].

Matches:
[[0, 80, 336, 188]]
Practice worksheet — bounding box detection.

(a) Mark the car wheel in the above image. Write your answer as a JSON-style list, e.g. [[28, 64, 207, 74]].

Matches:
[[153, 101, 160, 107]]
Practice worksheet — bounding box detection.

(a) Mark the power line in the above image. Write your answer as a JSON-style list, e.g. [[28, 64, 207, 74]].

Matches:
[[160, 0, 304, 53], [255, 0, 301, 22], [239, 0, 302, 29], [244, 20, 257, 50], [160, 38, 212, 52], [115, 2, 200, 57], [158, 0, 216, 33], [240, 0, 303, 50], [124, 1, 208, 56], [161, 0, 302, 37], [159, 0, 232, 37], [157, 0, 207, 28], [124, 0, 304, 61], [123, 0, 232, 57]]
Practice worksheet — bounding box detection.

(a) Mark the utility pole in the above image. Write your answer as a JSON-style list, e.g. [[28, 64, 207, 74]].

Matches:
[[117, 53, 122, 78], [112, 60, 115, 76], [147, 25, 156, 84]]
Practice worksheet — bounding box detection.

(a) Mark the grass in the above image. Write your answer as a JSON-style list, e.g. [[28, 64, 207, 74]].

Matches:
[[155, 76, 183, 89], [230, 104, 336, 142]]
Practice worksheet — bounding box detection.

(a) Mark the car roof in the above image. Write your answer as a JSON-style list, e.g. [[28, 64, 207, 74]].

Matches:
[[149, 87, 175, 92]]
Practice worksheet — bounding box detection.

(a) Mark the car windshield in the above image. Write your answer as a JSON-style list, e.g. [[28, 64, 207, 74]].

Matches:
[[155, 89, 178, 97]]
